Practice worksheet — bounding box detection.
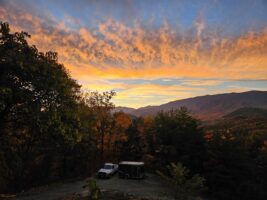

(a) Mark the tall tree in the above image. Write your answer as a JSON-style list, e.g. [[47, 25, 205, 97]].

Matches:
[[84, 91, 116, 160], [153, 107, 206, 173], [112, 111, 132, 159], [0, 22, 83, 192]]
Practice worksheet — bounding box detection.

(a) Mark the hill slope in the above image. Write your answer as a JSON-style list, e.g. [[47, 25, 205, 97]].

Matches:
[[116, 91, 267, 121], [113, 106, 136, 114], [205, 107, 267, 134], [225, 107, 267, 119]]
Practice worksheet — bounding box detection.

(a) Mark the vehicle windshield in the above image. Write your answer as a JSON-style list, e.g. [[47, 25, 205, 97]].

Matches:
[[103, 165, 113, 169]]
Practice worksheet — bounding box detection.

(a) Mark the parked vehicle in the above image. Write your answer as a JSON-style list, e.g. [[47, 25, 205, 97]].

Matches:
[[97, 163, 118, 178], [118, 161, 145, 179]]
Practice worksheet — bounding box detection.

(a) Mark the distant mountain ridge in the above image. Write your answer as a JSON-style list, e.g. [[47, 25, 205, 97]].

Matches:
[[114, 91, 267, 121], [113, 106, 136, 114]]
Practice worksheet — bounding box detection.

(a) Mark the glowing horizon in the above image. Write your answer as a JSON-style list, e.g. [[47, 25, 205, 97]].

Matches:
[[1, 0, 267, 108]]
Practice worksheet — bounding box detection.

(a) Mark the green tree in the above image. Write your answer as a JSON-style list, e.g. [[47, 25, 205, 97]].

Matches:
[[153, 107, 206, 173], [205, 128, 267, 200], [120, 118, 147, 160], [0, 22, 85, 192]]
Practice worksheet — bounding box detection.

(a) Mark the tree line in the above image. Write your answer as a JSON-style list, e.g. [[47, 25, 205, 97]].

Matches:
[[0, 22, 266, 200]]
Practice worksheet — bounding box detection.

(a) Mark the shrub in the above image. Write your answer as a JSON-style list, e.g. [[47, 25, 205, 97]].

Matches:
[[158, 162, 205, 200]]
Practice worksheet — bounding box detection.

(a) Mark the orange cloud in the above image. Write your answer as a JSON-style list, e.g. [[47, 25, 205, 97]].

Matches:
[[2, 6, 267, 80], [1, 3, 267, 107], [112, 84, 196, 108]]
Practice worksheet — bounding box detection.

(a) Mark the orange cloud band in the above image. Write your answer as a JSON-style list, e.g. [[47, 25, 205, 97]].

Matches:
[[2, 6, 267, 81]]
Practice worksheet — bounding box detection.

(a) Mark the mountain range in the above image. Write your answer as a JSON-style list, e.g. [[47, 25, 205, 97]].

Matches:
[[114, 91, 267, 121]]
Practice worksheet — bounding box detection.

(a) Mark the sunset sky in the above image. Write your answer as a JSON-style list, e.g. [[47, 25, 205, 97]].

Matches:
[[1, 0, 267, 108]]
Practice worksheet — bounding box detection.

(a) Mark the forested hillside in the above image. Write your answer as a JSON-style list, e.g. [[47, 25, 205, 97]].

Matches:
[[115, 91, 267, 121]]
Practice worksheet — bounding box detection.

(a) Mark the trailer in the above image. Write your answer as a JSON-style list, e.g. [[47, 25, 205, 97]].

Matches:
[[118, 161, 145, 179]]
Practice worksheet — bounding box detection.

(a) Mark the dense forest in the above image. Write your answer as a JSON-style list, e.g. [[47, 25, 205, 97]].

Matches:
[[0, 22, 267, 200]]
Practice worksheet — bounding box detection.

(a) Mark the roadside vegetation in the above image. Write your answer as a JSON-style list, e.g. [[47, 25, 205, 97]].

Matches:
[[1, 22, 267, 200], [158, 163, 205, 200]]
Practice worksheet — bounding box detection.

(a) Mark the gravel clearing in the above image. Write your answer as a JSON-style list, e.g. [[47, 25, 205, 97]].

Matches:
[[11, 174, 174, 200], [96, 173, 174, 200]]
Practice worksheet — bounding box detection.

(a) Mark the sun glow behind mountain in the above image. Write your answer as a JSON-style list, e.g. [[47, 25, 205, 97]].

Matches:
[[1, 0, 267, 107]]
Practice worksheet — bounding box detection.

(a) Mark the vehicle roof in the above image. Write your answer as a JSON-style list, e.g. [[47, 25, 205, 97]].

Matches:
[[104, 163, 115, 165], [119, 161, 144, 165]]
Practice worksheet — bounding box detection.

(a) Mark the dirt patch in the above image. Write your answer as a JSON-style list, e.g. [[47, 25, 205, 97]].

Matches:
[[12, 174, 174, 200], [12, 179, 87, 200], [96, 174, 174, 200], [61, 191, 154, 200]]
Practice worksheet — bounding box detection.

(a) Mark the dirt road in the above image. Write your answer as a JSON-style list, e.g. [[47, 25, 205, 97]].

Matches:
[[12, 174, 174, 200], [13, 179, 88, 200], [96, 174, 174, 200]]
